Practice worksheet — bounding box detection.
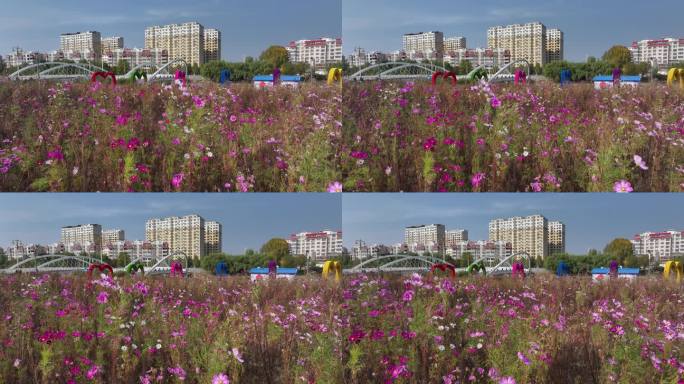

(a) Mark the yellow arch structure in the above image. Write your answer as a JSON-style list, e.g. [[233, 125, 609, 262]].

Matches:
[[322, 260, 342, 281], [667, 68, 684, 89], [327, 68, 342, 89], [664, 261, 683, 282]]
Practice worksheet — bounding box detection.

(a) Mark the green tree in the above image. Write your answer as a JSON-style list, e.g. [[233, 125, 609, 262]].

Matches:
[[260, 46, 290, 69], [0, 251, 7, 268], [602, 45, 632, 68], [260, 238, 290, 263], [458, 60, 473, 75], [603, 238, 634, 264], [114, 60, 130, 75], [116, 252, 130, 268]]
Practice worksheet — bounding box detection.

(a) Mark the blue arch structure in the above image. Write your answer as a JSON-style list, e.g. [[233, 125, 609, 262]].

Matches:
[[560, 69, 572, 85], [556, 261, 570, 276], [215, 262, 229, 276], [220, 69, 231, 84]]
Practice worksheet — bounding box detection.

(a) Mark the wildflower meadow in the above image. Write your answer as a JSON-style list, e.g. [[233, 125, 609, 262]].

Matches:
[[0, 81, 342, 192], [0, 272, 682, 383], [342, 81, 684, 192]]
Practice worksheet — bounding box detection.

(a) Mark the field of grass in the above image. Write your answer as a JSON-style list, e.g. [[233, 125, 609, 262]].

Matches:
[[342, 81, 684, 192], [0, 81, 342, 192], [0, 273, 681, 383]]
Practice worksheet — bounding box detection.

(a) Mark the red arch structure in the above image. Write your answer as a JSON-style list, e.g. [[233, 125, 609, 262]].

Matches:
[[90, 72, 117, 86], [430, 263, 456, 279], [170, 261, 184, 277], [87, 263, 114, 278], [514, 70, 527, 85], [511, 262, 526, 278], [174, 70, 187, 86], [432, 71, 458, 86]]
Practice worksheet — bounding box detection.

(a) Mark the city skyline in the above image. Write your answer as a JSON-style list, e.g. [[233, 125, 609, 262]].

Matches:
[[343, 0, 683, 61], [0, 0, 342, 61], [0, 194, 342, 254], [342, 194, 684, 254]]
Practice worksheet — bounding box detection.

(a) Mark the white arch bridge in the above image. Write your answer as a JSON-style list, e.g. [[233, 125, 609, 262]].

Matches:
[[345, 251, 536, 275], [8, 59, 189, 82], [347, 59, 533, 84], [1, 251, 200, 275]]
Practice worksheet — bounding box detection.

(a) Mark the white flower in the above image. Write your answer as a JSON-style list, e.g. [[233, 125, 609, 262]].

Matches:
[[132, 344, 138, 349], [72, 167, 79, 176], [156, 343, 162, 349], [207, 151, 213, 158], [438, 345, 445, 351], [140, 320, 146, 326], [523, 151, 529, 157], [13, 359, 20, 368], [477, 343, 483, 349], [121, 345, 128, 352]]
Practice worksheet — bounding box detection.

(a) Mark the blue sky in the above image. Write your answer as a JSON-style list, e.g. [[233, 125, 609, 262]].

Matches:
[[0, 0, 341, 61], [0, 194, 342, 254], [342, 194, 684, 254], [343, 0, 683, 61]]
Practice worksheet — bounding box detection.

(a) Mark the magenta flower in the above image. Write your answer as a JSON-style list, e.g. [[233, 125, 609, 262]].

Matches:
[[172, 173, 184, 189], [613, 180, 633, 193], [491, 97, 502, 108], [517, 351, 530, 365], [115, 115, 128, 126], [86, 365, 100, 380], [96, 291, 109, 304], [471, 172, 485, 188], [633, 155, 648, 170], [499, 377, 516, 384], [212, 373, 230, 384], [327, 181, 343, 193], [47, 149, 64, 161], [423, 137, 437, 151], [530, 181, 542, 192], [402, 290, 414, 302]]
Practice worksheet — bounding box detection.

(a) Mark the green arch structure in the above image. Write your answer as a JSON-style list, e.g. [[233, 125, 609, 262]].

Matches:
[[129, 70, 148, 82], [467, 68, 489, 82], [466, 261, 487, 275], [125, 262, 145, 275]]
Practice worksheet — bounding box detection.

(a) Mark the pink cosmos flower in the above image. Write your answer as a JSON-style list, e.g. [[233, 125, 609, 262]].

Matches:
[[402, 290, 414, 302], [327, 181, 343, 193], [471, 172, 485, 188], [212, 373, 230, 384], [633, 155, 648, 170], [613, 180, 633, 193], [491, 97, 502, 108], [96, 291, 109, 304], [172, 173, 184, 189], [499, 377, 516, 384], [86, 365, 100, 380]]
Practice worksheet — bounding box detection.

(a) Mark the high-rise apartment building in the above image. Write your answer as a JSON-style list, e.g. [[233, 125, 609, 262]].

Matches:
[[443, 36, 466, 52], [351, 240, 390, 260], [205, 221, 222, 255], [403, 31, 444, 60], [287, 230, 343, 261], [61, 224, 103, 253], [203, 28, 221, 62], [629, 38, 684, 70], [445, 229, 468, 247], [102, 229, 125, 246], [60, 31, 102, 61], [286, 37, 343, 72], [145, 214, 207, 259], [101, 36, 124, 56], [404, 224, 446, 255], [444, 48, 511, 70], [101, 48, 169, 68], [548, 221, 566, 255], [102, 240, 169, 261], [631, 230, 684, 262], [446, 240, 512, 263], [546, 28, 564, 63], [487, 22, 562, 66], [488, 215, 564, 259], [145, 22, 205, 66]]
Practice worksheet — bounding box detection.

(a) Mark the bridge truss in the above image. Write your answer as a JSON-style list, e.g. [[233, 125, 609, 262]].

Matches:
[[346, 254, 454, 273]]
